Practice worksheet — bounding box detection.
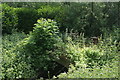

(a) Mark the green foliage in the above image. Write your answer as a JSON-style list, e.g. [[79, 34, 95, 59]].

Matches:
[[28, 18, 59, 52], [37, 5, 62, 19], [2, 3, 64, 34], [2, 18, 60, 78], [2, 24, 119, 79], [19, 18, 60, 70], [59, 3, 119, 36], [0, 44, 2, 79], [2, 29, 27, 50], [1, 30, 35, 78], [2, 4, 18, 34], [15, 8, 38, 33], [59, 3, 90, 33], [37, 5, 65, 32], [2, 3, 119, 37], [1, 2, 119, 79], [4, 2, 62, 9], [57, 34, 119, 78], [58, 61, 118, 78]]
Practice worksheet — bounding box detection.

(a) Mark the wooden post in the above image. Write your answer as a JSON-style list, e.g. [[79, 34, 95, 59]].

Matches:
[[91, 37, 98, 45]]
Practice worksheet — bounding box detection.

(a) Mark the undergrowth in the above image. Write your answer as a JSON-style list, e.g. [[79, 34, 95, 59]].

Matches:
[[1, 19, 119, 79]]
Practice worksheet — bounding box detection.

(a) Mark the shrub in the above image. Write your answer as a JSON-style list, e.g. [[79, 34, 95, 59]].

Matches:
[[2, 18, 60, 79], [65, 41, 105, 68], [15, 8, 38, 33], [2, 29, 27, 50], [1, 30, 34, 79], [2, 3, 64, 34], [16, 18, 62, 78], [37, 5, 64, 27], [2, 4, 18, 34], [20, 18, 60, 70], [37, 5, 61, 19]]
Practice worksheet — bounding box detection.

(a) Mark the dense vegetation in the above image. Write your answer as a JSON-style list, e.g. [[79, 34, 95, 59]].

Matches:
[[1, 2, 120, 79]]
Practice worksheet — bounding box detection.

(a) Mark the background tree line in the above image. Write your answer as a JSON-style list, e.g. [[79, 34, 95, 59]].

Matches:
[[2, 2, 120, 37]]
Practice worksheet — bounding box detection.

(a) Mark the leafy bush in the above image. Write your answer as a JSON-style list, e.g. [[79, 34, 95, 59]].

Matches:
[[37, 5, 65, 29], [15, 8, 38, 33], [2, 18, 60, 79], [64, 41, 104, 68], [2, 3, 64, 34], [2, 29, 27, 50], [18, 18, 60, 70], [37, 5, 61, 19], [1, 30, 34, 78], [2, 4, 18, 34]]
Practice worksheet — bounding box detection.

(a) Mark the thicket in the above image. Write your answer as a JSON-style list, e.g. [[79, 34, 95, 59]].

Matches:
[[2, 18, 67, 79], [2, 3, 63, 33], [58, 30, 119, 78], [2, 4, 18, 34], [1, 2, 120, 79], [2, 2, 119, 36], [57, 25, 119, 78], [1, 18, 119, 79]]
